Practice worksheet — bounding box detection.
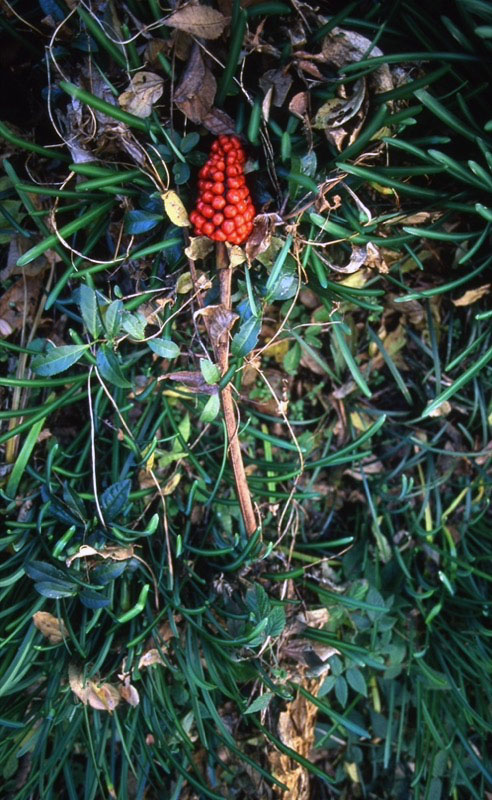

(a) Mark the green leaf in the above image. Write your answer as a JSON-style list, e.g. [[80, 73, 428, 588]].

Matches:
[[104, 299, 123, 338], [266, 606, 286, 637], [96, 346, 132, 388], [100, 479, 131, 522], [200, 393, 220, 423], [125, 209, 162, 235], [200, 359, 221, 385], [78, 285, 101, 338], [231, 315, 261, 357], [335, 675, 348, 708], [121, 311, 147, 340], [346, 667, 367, 697], [244, 692, 274, 714], [34, 581, 77, 599], [283, 342, 302, 375], [148, 338, 180, 358], [31, 345, 89, 376]]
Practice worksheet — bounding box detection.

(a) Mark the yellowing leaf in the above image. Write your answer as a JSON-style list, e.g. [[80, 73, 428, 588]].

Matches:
[[162, 472, 182, 495], [33, 611, 68, 644], [176, 272, 194, 294], [185, 236, 214, 261], [344, 762, 360, 783], [87, 681, 121, 712], [452, 284, 490, 307], [118, 72, 164, 118], [163, 5, 228, 39], [162, 190, 190, 227]]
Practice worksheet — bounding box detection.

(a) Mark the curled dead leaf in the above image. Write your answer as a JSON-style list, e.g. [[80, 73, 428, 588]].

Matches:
[[245, 213, 282, 261], [185, 236, 214, 261], [33, 611, 68, 644], [166, 370, 218, 395], [194, 304, 239, 341], [118, 72, 164, 118], [119, 677, 140, 707], [452, 284, 490, 307], [164, 4, 228, 39], [175, 43, 216, 124], [66, 544, 134, 568], [138, 649, 166, 669], [289, 91, 308, 119]]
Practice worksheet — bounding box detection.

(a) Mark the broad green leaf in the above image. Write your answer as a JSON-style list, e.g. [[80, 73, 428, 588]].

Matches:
[[100, 479, 131, 522], [96, 346, 132, 388], [31, 344, 89, 376], [78, 285, 101, 337], [200, 393, 220, 423], [122, 311, 147, 340], [148, 338, 180, 358], [125, 209, 162, 234], [346, 667, 367, 697], [244, 692, 274, 714], [231, 315, 261, 357], [200, 359, 221, 385], [34, 582, 77, 599], [104, 299, 123, 338]]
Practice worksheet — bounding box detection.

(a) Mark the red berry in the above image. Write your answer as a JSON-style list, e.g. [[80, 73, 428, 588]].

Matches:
[[222, 219, 235, 236], [202, 221, 214, 236], [224, 205, 237, 218], [212, 182, 225, 195], [226, 190, 241, 205], [212, 196, 226, 210], [212, 213, 224, 226], [202, 205, 214, 219]]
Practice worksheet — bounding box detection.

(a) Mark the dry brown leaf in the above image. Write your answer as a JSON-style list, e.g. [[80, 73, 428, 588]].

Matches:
[[166, 370, 218, 395], [33, 611, 68, 644], [118, 72, 164, 118], [66, 544, 134, 568], [226, 244, 246, 268], [202, 106, 236, 136], [269, 676, 322, 800], [194, 304, 239, 341], [164, 4, 229, 39], [119, 677, 140, 707], [162, 190, 190, 227], [452, 284, 490, 307], [175, 44, 217, 124], [259, 69, 293, 108], [87, 682, 121, 712], [289, 91, 308, 119], [0, 274, 43, 338], [245, 213, 282, 261], [138, 649, 166, 669]]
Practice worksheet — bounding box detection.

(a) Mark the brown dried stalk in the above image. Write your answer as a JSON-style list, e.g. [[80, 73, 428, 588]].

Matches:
[[215, 242, 257, 537]]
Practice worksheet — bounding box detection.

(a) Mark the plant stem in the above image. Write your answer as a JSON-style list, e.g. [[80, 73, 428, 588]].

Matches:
[[215, 242, 257, 537]]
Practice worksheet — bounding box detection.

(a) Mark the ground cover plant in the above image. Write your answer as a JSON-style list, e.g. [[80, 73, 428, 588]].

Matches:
[[0, 1, 491, 798]]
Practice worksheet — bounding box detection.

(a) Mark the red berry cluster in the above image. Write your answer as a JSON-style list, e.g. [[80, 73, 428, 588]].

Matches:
[[189, 135, 255, 245]]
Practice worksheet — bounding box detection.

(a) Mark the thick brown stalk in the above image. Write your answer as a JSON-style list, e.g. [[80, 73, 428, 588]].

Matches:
[[215, 242, 257, 537]]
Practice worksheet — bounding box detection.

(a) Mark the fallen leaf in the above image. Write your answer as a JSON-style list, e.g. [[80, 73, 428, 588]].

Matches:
[[166, 370, 218, 395], [162, 472, 182, 495], [245, 213, 282, 261], [185, 236, 215, 261], [427, 400, 452, 418], [0, 274, 43, 338], [162, 190, 190, 227], [33, 611, 68, 644], [175, 43, 217, 124], [66, 544, 134, 567], [176, 272, 194, 294], [119, 677, 140, 707], [259, 69, 293, 107], [226, 244, 246, 267], [317, 244, 367, 274], [313, 79, 366, 130], [87, 681, 121, 712], [452, 284, 490, 307], [118, 72, 164, 118], [138, 649, 166, 668], [164, 4, 229, 39], [289, 91, 308, 119], [194, 304, 239, 341], [203, 106, 236, 135]]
